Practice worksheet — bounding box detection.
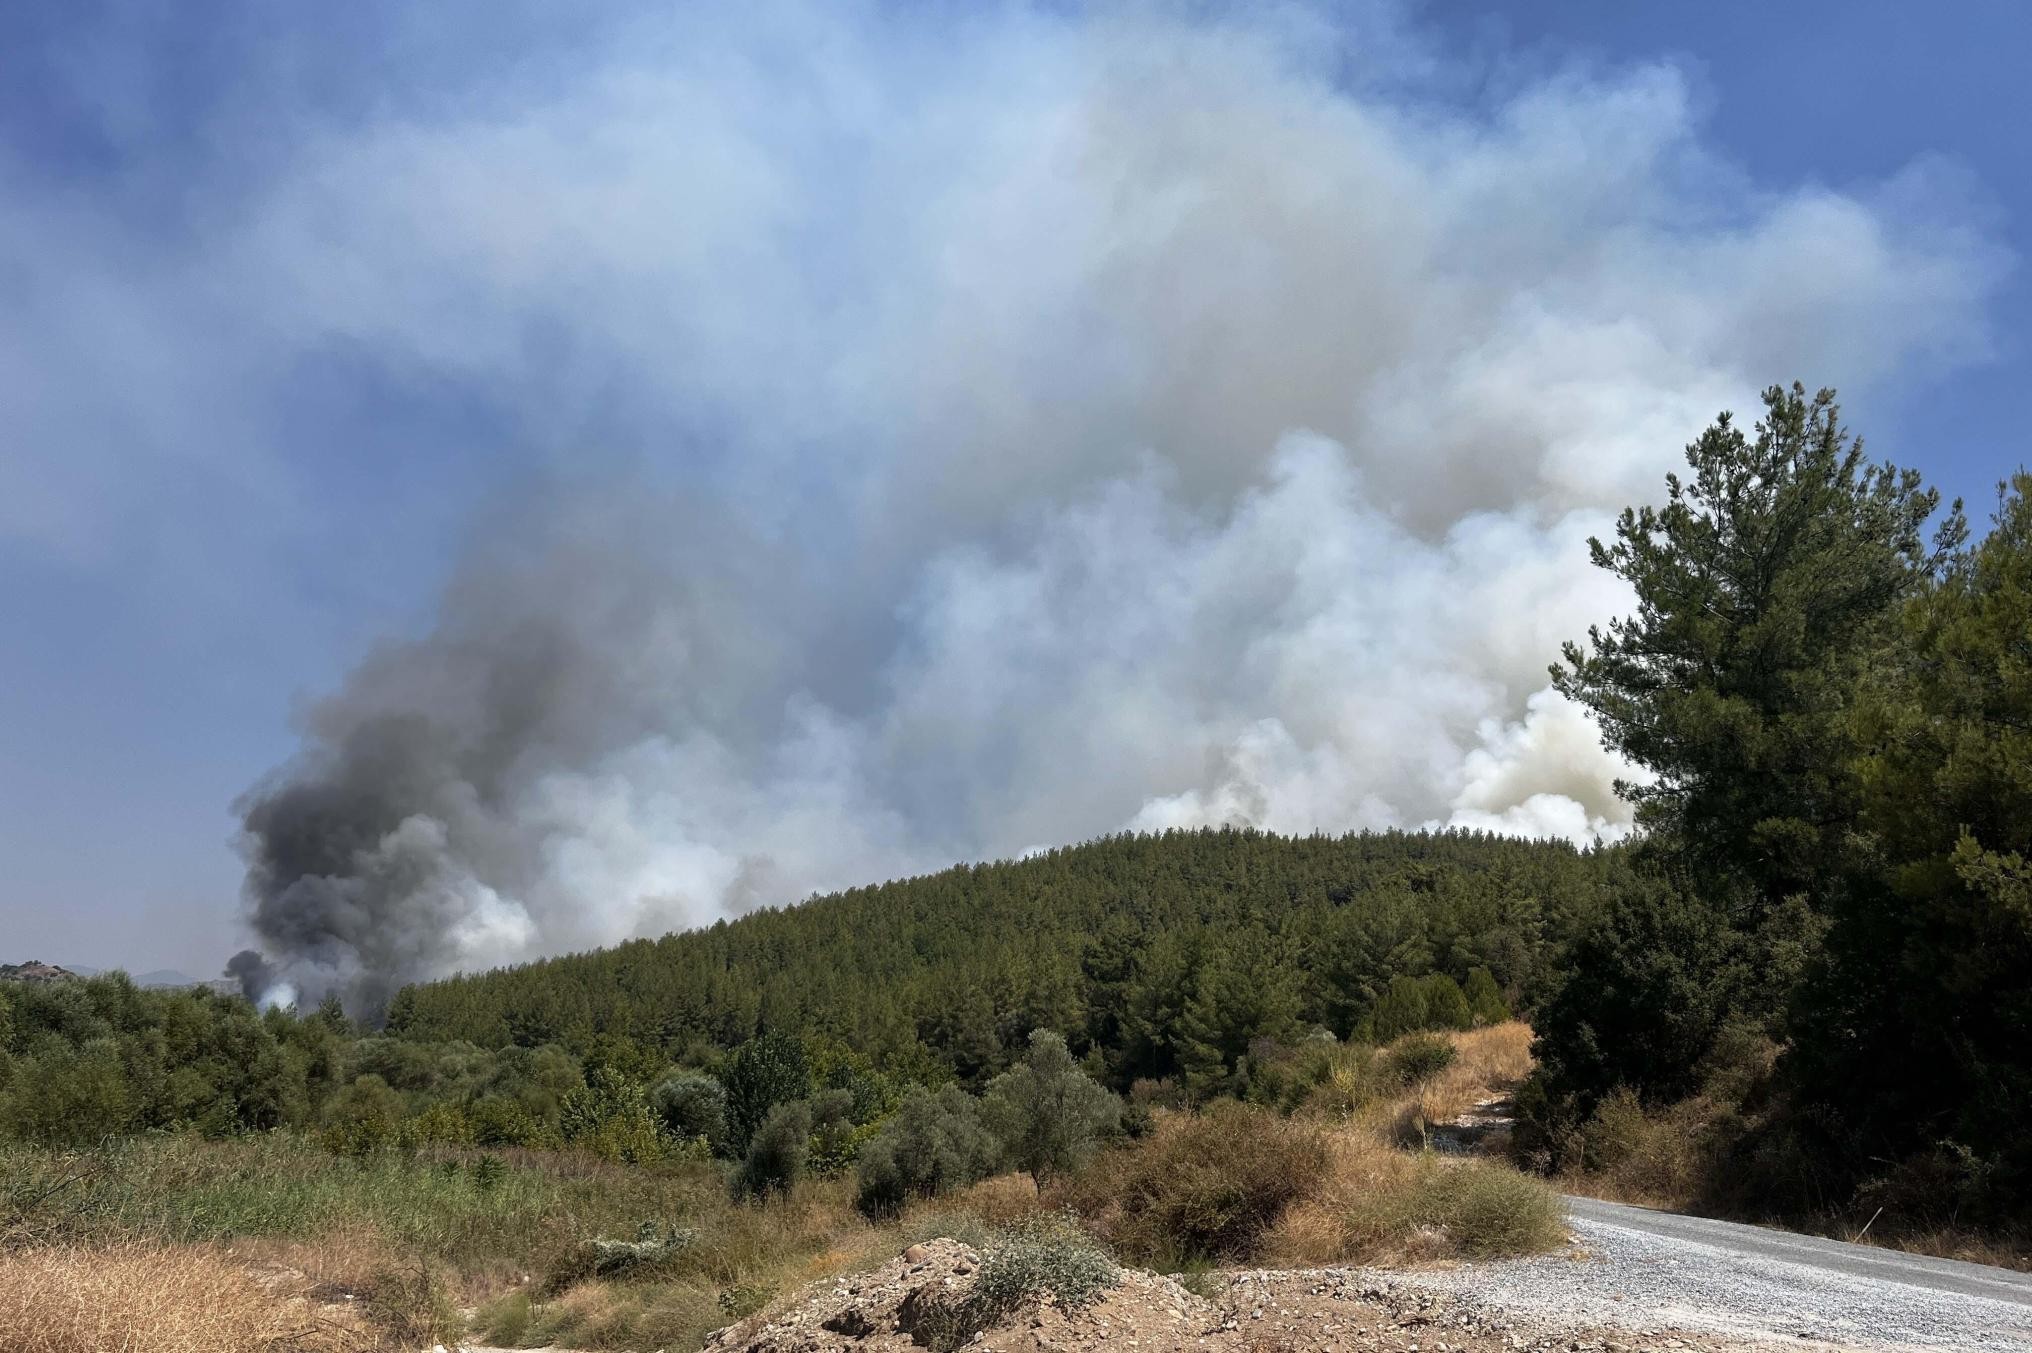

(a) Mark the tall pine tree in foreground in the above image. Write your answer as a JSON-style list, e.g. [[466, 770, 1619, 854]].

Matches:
[[1537, 385, 1942, 1109]]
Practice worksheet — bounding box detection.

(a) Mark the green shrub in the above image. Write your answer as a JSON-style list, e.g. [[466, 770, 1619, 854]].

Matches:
[[560, 1068, 670, 1163], [1385, 1033, 1457, 1087], [1463, 967, 1510, 1026], [718, 1033, 810, 1156], [1370, 976, 1429, 1043], [913, 1216, 1117, 1353], [320, 1075, 405, 1156], [1344, 1156, 1563, 1258], [651, 1071, 731, 1155], [1058, 1103, 1326, 1263], [1302, 1045, 1387, 1118], [856, 1086, 1003, 1216], [1420, 975, 1473, 1031], [471, 1153, 508, 1191], [0, 1042, 135, 1146], [467, 1094, 540, 1146], [982, 1030, 1121, 1184], [1581, 1087, 1648, 1171], [969, 1216, 1116, 1321], [1415, 1159, 1563, 1257], [733, 1100, 811, 1200], [407, 1101, 475, 1145], [806, 1088, 867, 1177]]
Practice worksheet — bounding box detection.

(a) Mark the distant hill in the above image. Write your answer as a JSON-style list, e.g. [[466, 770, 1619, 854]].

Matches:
[[5, 961, 238, 994], [130, 962, 215, 987], [392, 827, 1620, 1085], [0, 960, 82, 984]]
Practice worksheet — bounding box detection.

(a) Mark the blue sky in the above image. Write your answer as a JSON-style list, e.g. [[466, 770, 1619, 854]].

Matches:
[[1434, 0, 2025, 509], [0, 2, 2021, 982]]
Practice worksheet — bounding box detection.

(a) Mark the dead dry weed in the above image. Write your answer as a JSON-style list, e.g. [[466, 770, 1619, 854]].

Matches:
[[0, 1243, 377, 1353]]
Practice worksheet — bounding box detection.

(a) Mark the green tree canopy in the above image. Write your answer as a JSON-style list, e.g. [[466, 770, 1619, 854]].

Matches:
[[1554, 383, 1942, 907], [1789, 473, 2032, 1212], [982, 1029, 1121, 1183]]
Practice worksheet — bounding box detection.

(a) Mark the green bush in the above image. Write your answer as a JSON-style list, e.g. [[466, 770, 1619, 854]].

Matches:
[[805, 1088, 865, 1177], [559, 1067, 670, 1163], [1420, 975, 1473, 1031], [856, 1086, 1002, 1217], [910, 1216, 1117, 1353], [407, 1100, 475, 1145], [718, 1033, 810, 1157], [1581, 1087, 1648, 1172], [467, 1094, 541, 1147], [733, 1099, 811, 1200], [1370, 976, 1428, 1043], [982, 1030, 1121, 1184], [0, 1042, 135, 1146], [651, 1071, 730, 1155], [1343, 1156, 1563, 1258], [1059, 1103, 1326, 1263], [1385, 1033, 1457, 1087], [320, 1075, 405, 1156], [1412, 1159, 1563, 1257], [1530, 873, 1749, 1114], [1463, 967, 1510, 1026], [966, 1217, 1114, 1334]]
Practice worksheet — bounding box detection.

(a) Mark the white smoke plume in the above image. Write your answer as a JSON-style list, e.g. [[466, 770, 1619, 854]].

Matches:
[[228, 3, 1996, 1009]]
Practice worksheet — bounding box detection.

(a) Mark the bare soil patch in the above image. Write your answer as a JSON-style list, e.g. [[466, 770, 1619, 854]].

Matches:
[[705, 1238, 1745, 1353]]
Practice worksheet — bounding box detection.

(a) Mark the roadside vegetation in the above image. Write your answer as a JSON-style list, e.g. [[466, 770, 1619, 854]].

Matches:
[[0, 1022, 1556, 1351]]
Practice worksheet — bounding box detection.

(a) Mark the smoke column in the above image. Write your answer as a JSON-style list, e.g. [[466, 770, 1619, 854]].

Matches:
[[226, 3, 1994, 1010]]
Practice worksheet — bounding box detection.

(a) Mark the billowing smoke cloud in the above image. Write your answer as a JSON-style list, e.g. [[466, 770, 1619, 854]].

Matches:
[[228, 3, 1996, 1008]]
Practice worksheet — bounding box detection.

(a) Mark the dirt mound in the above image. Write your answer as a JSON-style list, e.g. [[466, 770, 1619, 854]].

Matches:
[[704, 1239, 1740, 1353], [704, 1238, 1220, 1352]]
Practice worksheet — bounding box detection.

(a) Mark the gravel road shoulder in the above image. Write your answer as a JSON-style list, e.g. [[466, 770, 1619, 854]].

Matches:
[[1365, 1198, 2032, 1352]]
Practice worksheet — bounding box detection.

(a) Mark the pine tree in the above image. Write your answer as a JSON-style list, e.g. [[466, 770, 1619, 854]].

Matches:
[[717, 1032, 811, 1155], [1541, 385, 1940, 1107], [1789, 474, 2032, 1211], [1554, 384, 1938, 908], [1463, 967, 1510, 1026]]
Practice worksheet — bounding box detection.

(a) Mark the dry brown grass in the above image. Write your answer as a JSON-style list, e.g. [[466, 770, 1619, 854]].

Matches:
[[944, 1171, 1043, 1226], [1263, 1124, 1562, 1266], [1394, 1022, 1534, 1128], [1264, 1129, 1423, 1263], [1045, 1089, 1562, 1271], [1050, 1104, 1330, 1264], [0, 1244, 376, 1353]]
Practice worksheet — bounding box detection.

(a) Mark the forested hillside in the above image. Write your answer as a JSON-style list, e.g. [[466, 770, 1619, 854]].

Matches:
[[391, 827, 1614, 1090], [0, 827, 1598, 1153]]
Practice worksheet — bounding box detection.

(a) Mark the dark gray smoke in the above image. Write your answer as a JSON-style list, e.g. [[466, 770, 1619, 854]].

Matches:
[[225, 949, 280, 1005], [232, 493, 809, 1011], [224, 3, 1992, 1013]]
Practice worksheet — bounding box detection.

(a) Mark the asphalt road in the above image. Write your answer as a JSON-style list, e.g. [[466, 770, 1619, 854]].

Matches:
[[1386, 1194, 2032, 1349], [1564, 1194, 2032, 1312]]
